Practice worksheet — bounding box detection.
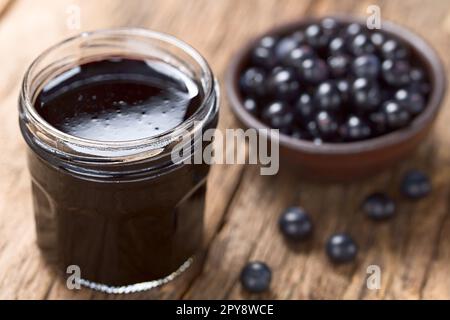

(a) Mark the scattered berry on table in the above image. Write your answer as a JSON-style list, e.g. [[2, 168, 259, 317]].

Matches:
[[401, 170, 431, 199], [240, 261, 272, 293], [278, 206, 313, 241], [326, 233, 358, 263], [363, 193, 396, 220]]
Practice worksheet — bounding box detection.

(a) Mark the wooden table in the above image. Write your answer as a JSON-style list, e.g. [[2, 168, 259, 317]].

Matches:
[[0, 0, 449, 300]]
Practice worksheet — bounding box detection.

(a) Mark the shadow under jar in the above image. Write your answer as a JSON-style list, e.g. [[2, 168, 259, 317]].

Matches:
[[19, 29, 219, 293]]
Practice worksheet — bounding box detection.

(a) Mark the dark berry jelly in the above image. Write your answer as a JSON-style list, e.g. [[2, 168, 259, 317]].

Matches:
[[35, 58, 201, 141], [19, 30, 219, 292]]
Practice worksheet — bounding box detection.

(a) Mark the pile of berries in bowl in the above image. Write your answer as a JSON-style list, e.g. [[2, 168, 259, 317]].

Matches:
[[227, 16, 446, 180]]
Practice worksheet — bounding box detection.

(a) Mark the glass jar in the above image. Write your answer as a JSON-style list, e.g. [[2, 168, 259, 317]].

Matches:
[[19, 28, 219, 293]]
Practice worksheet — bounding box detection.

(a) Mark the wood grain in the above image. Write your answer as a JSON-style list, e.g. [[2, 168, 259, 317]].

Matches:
[[0, 0, 449, 300]]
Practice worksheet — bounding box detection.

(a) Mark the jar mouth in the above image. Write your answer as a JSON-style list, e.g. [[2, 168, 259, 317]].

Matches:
[[20, 28, 218, 163]]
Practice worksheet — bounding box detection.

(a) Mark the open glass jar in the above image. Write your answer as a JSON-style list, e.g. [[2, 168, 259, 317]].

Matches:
[[19, 28, 219, 293]]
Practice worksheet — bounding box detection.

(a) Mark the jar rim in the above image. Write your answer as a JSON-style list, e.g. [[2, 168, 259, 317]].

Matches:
[[20, 28, 218, 162]]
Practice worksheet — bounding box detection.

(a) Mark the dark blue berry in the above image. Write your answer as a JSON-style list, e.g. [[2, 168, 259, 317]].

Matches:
[[305, 24, 328, 49], [243, 98, 258, 115], [348, 33, 375, 56], [275, 31, 306, 60], [240, 67, 266, 97], [382, 59, 411, 86], [328, 54, 351, 78], [320, 18, 340, 45], [370, 32, 385, 49], [305, 120, 321, 139], [290, 129, 310, 140], [262, 101, 294, 129], [351, 77, 382, 111], [252, 47, 276, 69], [272, 113, 294, 130], [329, 37, 346, 54], [251, 36, 278, 68], [240, 261, 272, 293], [410, 81, 431, 95], [262, 101, 287, 119], [381, 39, 409, 60], [352, 54, 380, 78], [336, 79, 351, 103], [260, 36, 277, 49], [326, 233, 358, 263], [343, 23, 362, 39], [410, 67, 426, 83], [321, 18, 340, 34], [401, 170, 431, 199], [315, 82, 341, 111], [315, 111, 339, 138], [382, 100, 411, 129], [369, 111, 389, 135], [279, 207, 313, 241], [363, 193, 396, 220], [301, 58, 329, 84], [339, 115, 372, 141], [409, 68, 431, 94], [267, 67, 300, 101], [395, 89, 426, 115], [294, 93, 315, 123], [284, 45, 315, 69]]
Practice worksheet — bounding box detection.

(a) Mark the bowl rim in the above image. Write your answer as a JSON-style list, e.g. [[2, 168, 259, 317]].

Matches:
[[226, 15, 447, 155]]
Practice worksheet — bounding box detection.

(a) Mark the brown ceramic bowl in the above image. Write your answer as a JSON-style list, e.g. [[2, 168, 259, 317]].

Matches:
[[227, 16, 446, 181]]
